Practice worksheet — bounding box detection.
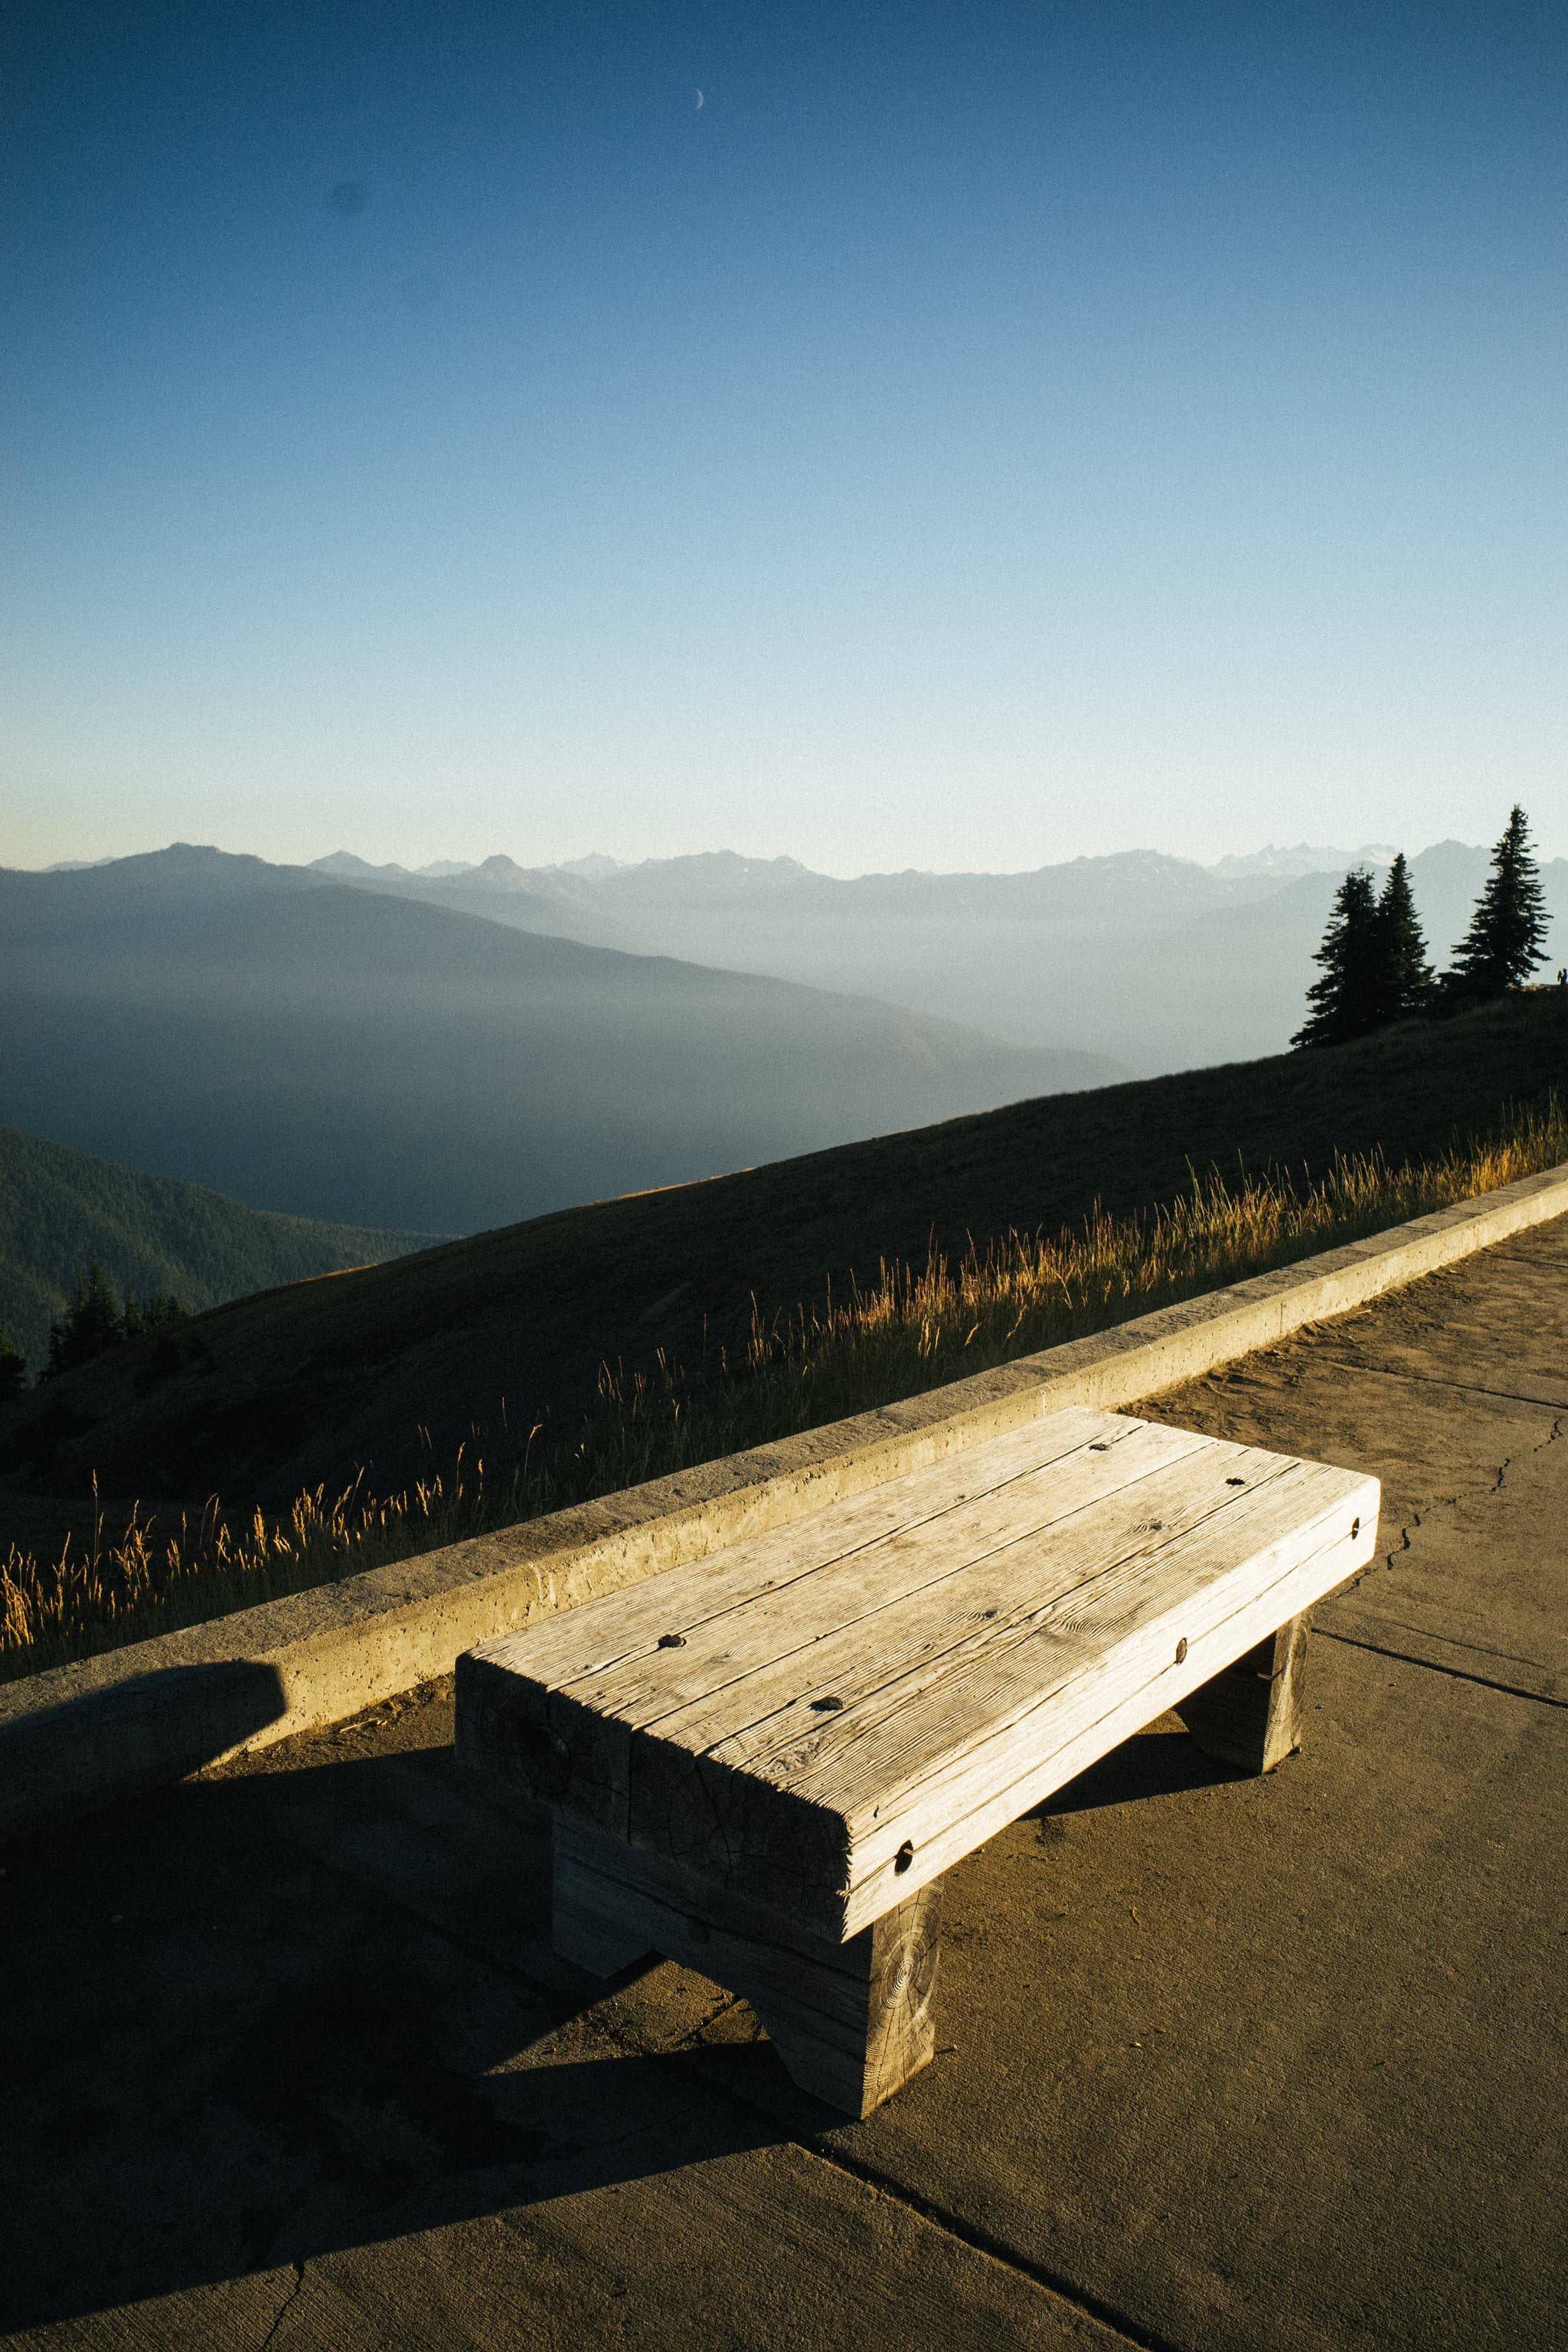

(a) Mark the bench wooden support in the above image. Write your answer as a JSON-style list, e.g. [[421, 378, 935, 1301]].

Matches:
[[553, 1824, 943, 2117], [1175, 1610, 1310, 1774]]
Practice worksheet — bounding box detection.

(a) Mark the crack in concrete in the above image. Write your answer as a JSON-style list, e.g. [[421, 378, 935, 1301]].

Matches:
[[1343, 1508, 1419, 1599], [255, 2257, 305, 2352]]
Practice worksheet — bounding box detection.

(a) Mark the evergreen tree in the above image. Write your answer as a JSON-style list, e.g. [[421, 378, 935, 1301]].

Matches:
[[38, 1266, 189, 1380], [122, 1289, 188, 1339], [1292, 867, 1383, 1048], [1444, 805, 1550, 1000], [0, 1324, 24, 1403], [42, 1261, 126, 1380], [1369, 854, 1434, 1025]]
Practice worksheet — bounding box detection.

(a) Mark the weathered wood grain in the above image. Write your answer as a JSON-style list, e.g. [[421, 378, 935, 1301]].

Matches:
[[552, 1824, 942, 2117], [462, 1410, 1180, 1823], [1176, 1612, 1311, 1772], [463, 1413, 1233, 1830], [462, 1409, 1378, 1939]]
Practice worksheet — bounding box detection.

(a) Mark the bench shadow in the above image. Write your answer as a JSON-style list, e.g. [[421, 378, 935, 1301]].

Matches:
[[2, 1657, 289, 1838], [0, 1743, 801, 2335], [3, 1718, 1244, 2335], [1034, 1722, 1247, 1821]]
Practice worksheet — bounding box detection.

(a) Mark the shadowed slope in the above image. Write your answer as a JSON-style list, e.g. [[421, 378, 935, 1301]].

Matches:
[[3, 991, 1562, 1530]]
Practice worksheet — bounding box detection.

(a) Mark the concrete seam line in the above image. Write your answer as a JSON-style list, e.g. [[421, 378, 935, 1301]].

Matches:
[[5, 1156, 1568, 1842], [1312, 1360, 1568, 1414], [1316, 1628, 1568, 1709], [289, 1818, 1158, 2347], [794, 2143, 1181, 2352]]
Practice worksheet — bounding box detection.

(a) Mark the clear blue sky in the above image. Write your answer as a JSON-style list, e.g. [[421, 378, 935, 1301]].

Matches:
[[3, 0, 1563, 874]]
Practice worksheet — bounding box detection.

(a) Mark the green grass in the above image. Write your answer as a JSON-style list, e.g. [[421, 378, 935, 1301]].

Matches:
[[4, 1096, 1563, 1684]]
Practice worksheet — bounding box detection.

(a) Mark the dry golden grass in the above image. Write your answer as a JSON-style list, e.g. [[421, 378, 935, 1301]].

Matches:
[[5, 1099, 1563, 1681]]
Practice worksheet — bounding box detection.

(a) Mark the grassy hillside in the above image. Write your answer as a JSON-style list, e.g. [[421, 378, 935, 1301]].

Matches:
[[3, 990, 1563, 1540], [0, 1126, 437, 1372], [0, 845, 1122, 1231]]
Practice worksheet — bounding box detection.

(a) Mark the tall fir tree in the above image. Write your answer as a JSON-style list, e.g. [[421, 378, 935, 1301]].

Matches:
[[42, 1261, 125, 1380], [37, 1267, 188, 1381], [1292, 867, 1383, 1049], [1444, 805, 1550, 1000], [1369, 853, 1434, 1025]]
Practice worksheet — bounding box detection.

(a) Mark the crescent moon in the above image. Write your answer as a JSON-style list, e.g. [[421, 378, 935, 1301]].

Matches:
[[694, 88, 704, 106]]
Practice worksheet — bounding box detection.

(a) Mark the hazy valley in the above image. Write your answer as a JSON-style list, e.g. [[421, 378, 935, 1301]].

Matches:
[[0, 846, 1116, 1237], [312, 837, 1568, 1076]]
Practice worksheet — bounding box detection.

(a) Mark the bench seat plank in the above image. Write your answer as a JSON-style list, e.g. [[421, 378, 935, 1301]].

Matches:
[[493, 1405, 1149, 1691], [461, 1409, 1377, 1941], [558, 1416, 1213, 1738]]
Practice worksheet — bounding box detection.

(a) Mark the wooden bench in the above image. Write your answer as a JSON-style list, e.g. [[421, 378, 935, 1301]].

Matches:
[[456, 1406, 1378, 2116]]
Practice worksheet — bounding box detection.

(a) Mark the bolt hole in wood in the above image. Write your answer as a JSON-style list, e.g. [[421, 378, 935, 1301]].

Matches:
[[894, 1842, 915, 1873], [1227, 1476, 1245, 1486], [1175, 1638, 1188, 1664], [657, 1633, 686, 1648], [811, 1695, 844, 1712]]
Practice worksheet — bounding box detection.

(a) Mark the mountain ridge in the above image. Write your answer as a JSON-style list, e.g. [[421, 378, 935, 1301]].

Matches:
[[0, 847, 1119, 1234], [302, 835, 1566, 1072]]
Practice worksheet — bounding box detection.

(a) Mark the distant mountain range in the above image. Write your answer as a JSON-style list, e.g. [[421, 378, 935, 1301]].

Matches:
[[0, 1125, 433, 1372], [1205, 841, 1397, 879], [306, 838, 1566, 1076], [0, 848, 1117, 1235]]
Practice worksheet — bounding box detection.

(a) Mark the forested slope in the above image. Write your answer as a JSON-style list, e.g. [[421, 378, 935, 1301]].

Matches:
[[0, 1126, 435, 1370]]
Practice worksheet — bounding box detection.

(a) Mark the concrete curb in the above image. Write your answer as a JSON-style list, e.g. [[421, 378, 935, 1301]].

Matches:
[[5, 1158, 1568, 1841]]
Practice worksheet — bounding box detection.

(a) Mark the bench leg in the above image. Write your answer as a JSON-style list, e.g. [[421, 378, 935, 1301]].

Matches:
[[1177, 1612, 1311, 1773], [550, 1823, 942, 2118], [746, 1886, 942, 2120]]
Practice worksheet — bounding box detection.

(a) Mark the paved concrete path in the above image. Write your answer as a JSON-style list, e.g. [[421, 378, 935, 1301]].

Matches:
[[3, 1226, 1565, 2352]]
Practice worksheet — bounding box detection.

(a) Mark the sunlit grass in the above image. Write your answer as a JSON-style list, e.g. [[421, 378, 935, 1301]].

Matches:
[[4, 1098, 1563, 1683]]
